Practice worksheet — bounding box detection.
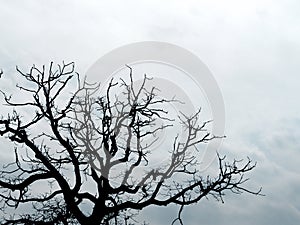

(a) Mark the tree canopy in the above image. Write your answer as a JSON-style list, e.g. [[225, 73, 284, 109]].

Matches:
[[0, 63, 261, 225]]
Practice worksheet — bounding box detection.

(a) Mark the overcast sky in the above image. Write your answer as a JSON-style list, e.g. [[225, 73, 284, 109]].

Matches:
[[0, 0, 300, 224]]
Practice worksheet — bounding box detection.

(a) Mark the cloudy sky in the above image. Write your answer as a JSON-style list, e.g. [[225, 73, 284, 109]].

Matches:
[[0, 0, 300, 224]]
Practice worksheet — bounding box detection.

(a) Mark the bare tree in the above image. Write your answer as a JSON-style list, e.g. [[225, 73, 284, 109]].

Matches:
[[0, 62, 262, 225]]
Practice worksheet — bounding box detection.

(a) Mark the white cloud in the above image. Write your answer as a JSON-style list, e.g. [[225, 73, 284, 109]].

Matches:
[[0, 0, 300, 224]]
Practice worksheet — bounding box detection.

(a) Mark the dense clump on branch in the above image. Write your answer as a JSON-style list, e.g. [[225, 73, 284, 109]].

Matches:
[[0, 63, 262, 225]]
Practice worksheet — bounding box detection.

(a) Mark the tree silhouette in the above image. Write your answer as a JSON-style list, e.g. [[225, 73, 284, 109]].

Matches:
[[0, 62, 261, 225]]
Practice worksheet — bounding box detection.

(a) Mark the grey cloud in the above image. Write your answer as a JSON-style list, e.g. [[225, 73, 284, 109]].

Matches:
[[0, 0, 300, 224]]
